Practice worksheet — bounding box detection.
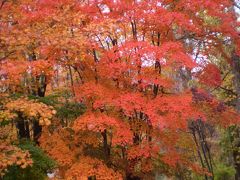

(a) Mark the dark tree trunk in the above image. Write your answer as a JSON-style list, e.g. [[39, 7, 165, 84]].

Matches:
[[37, 82, 47, 97], [36, 74, 47, 97], [88, 176, 96, 180], [35, 75, 46, 142], [25, 121, 30, 139], [126, 174, 141, 180], [33, 120, 42, 144], [232, 54, 240, 112], [17, 119, 26, 138], [232, 53, 240, 180], [16, 117, 30, 139], [189, 119, 214, 180], [101, 129, 110, 163]]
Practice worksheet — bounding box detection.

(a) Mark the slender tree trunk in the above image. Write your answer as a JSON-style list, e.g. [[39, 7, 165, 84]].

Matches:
[[16, 116, 30, 139], [232, 54, 240, 112], [37, 75, 47, 97], [231, 53, 240, 180], [189, 120, 214, 180], [25, 121, 30, 139], [33, 120, 42, 144], [101, 129, 110, 164], [33, 75, 47, 143], [68, 65, 75, 96], [17, 119, 27, 138]]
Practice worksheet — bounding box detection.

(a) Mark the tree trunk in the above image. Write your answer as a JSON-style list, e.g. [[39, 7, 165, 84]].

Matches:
[[33, 120, 42, 144], [126, 174, 141, 180], [101, 129, 110, 164], [16, 117, 30, 139], [231, 53, 240, 180]]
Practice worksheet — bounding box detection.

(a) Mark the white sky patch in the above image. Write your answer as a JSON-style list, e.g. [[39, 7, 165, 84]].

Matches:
[[235, 0, 240, 21]]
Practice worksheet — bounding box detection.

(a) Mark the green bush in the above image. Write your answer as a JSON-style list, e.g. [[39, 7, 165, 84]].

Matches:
[[214, 163, 235, 180], [3, 141, 57, 180], [57, 102, 85, 120]]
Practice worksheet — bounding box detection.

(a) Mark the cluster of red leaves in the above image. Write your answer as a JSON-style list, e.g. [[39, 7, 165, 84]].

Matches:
[[73, 112, 119, 132], [127, 141, 160, 160], [0, 60, 53, 88], [73, 112, 133, 146], [99, 41, 196, 82], [29, 60, 53, 78], [198, 64, 222, 87]]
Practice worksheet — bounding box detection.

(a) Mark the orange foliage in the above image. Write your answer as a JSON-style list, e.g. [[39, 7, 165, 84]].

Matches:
[[65, 156, 123, 180], [6, 98, 56, 126], [39, 128, 74, 167], [0, 142, 33, 176]]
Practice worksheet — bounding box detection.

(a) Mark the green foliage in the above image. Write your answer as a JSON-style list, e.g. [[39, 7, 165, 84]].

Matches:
[[214, 163, 236, 180], [191, 173, 205, 180], [8, 93, 23, 100], [219, 128, 234, 156], [28, 94, 60, 107], [0, 119, 10, 127], [219, 127, 240, 163], [0, 111, 11, 127], [198, 10, 221, 27], [29, 91, 86, 121], [3, 140, 56, 180], [215, 128, 237, 180], [57, 102, 85, 120], [0, 112, 10, 127]]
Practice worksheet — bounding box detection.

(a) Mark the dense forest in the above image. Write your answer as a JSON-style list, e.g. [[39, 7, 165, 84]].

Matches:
[[0, 0, 240, 179]]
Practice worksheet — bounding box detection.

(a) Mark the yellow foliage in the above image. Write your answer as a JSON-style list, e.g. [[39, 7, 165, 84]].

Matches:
[[6, 98, 55, 126]]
